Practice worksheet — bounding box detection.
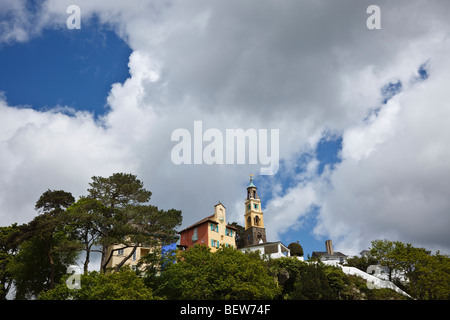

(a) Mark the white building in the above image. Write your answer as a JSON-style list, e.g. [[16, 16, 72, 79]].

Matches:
[[311, 240, 347, 264], [240, 241, 304, 260]]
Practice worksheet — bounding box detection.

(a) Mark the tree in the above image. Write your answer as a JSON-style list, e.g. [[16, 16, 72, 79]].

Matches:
[[270, 257, 336, 300], [86, 173, 182, 272], [156, 245, 280, 299], [87, 173, 152, 272], [369, 239, 450, 300], [345, 253, 377, 272], [369, 239, 402, 281], [0, 224, 21, 300], [291, 262, 335, 300], [64, 197, 108, 274], [323, 266, 349, 299], [288, 242, 303, 257], [38, 268, 155, 300], [229, 222, 245, 249], [9, 190, 78, 298], [415, 252, 450, 300]]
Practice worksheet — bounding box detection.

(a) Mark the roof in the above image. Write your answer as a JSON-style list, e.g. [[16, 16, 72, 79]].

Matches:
[[311, 251, 347, 258], [178, 213, 238, 233]]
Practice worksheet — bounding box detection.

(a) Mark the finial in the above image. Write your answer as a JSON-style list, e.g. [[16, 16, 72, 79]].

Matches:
[[248, 174, 256, 188]]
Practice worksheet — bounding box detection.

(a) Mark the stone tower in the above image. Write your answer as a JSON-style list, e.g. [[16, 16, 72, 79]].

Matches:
[[243, 175, 267, 247]]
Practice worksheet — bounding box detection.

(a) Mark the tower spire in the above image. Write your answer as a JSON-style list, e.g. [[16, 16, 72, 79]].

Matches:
[[248, 173, 256, 188], [243, 175, 266, 246]]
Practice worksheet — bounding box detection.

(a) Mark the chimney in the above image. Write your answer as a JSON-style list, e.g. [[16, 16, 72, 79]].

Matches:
[[325, 240, 333, 255]]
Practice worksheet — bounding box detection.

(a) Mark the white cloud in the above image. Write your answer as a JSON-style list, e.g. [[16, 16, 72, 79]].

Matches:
[[313, 44, 450, 255], [1, 0, 450, 261]]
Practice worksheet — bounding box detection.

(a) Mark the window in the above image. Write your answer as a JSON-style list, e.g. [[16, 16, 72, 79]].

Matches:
[[211, 239, 220, 248], [254, 204, 258, 209], [210, 223, 218, 232], [225, 228, 233, 237], [117, 248, 124, 255], [132, 249, 137, 261], [192, 228, 198, 241], [247, 204, 250, 210]]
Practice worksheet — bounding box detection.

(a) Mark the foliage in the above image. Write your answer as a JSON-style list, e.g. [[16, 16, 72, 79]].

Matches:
[[8, 234, 78, 300], [155, 245, 281, 300], [8, 190, 78, 299], [38, 268, 154, 300], [85, 173, 182, 273], [64, 197, 108, 274], [345, 253, 378, 272], [270, 258, 335, 299], [287, 242, 303, 257], [1, 172, 449, 300], [369, 239, 450, 299], [0, 224, 21, 300], [229, 222, 245, 249]]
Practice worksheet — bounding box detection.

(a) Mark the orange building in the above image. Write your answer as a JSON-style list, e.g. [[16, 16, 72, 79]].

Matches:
[[179, 203, 237, 251]]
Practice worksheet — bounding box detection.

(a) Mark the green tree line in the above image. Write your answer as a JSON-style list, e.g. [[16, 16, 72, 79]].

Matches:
[[1, 173, 449, 300], [346, 239, 450, 300], [0, 173, 182, 300]]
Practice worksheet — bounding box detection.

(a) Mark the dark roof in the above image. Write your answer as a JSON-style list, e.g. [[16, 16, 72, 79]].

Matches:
[[311, 251, 347, 258]]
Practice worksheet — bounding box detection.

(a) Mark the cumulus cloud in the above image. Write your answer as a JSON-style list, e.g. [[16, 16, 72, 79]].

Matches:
[[1, 0, 450, 260], [313, 48, 450, 254]]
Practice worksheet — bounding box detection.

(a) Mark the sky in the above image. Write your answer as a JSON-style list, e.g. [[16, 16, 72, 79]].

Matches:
[[1, 0, 450, 269]]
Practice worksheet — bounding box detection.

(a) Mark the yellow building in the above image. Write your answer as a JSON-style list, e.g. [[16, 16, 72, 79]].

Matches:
[[104, 235, 178, 272], [242, 175, 267, 247]]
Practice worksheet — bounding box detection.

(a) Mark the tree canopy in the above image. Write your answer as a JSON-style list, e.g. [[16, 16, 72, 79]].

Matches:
[[155, 245, 281, 300]]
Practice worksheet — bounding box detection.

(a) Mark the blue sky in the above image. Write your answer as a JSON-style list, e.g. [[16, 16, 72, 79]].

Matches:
[[1, 1, 449, 268], [0, 17, 130, 116]]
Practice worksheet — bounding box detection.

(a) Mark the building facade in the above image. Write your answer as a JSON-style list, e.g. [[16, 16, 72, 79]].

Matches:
[[242, 175, 267, 247], [105, 237, 179, 272], [311, 240, 348, 264], [179, 203, 237, 252]]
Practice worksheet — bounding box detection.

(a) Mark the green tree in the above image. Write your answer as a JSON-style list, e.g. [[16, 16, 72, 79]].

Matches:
[[87, 173, 152, 272], [229, 222, 245, 249], [345, 253, 377, 272], [415, 252, 450, 300], [156, 245, 280, 299], [323, 265, 349, 299], [64, 197, 108, 274], [288, 242, 303, 257], [369, 239, 402, 281], [10, 190, 78, 298], [0, 224, 21, 300], [38, 268, 155, 300], [369, 239, 450, 300], [290, 262, 335, 300]]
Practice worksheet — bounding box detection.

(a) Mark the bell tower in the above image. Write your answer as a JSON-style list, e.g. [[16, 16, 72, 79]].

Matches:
[[243, 175, 267, 247]]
